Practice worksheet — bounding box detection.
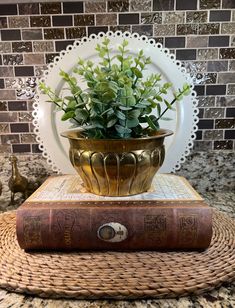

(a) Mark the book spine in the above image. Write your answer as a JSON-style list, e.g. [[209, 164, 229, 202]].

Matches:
[[16, 206, 212, 250]]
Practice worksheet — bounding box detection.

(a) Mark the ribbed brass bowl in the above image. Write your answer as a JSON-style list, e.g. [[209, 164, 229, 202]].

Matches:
[[61, 129, 173, 196]]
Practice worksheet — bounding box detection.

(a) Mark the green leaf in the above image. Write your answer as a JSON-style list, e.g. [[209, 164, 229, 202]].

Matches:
[[131, 67, 143, 78], [115, 125, 131, 134], [75, 109, 89, 121], [126, 118, 139, 128], [116, 110, 126, 120], [128, 109, 141, 119], [61, 111, 74, 121], [107, 117, 118, 128], [164, 99, 173, 110], [146, 115, 159, 130]]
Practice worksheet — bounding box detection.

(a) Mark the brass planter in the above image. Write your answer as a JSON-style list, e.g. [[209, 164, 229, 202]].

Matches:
[[61, 129, 173, 196]]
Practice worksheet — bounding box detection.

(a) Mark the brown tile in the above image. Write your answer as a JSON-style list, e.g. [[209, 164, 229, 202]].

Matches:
[[0, 144, 11, 153], [229, 60, 235, 71], [0, 102, 7, 111], [24, 53, 44, 65], [52, 15, 73, 27], [193, 140, 213, 151], [74, 14, 95, 26], [0, 67, 14, 77], [18, 3, 39, 15], [214, 140, 233, 150], [218, 72, 235, 83], [216, 96, 235, 106], [132, 25, 153, 36], [163, 12, 185, 24], [186, 36, 208, 48], [108, 0, 129, 12], [109, 25, 131, 32], [0, 42, 11, 53], [3, 54, 23, 65], [204, 129, 223, 140], [228, 84, 235, 94], [177, 24, 198, 35], [204, 107, 224, 118], [198, 97, 215, 107], [96, 14, 116, 26], [130, 0, 152, 11], [0, 90, 15, 100], [232, 36, 235, 46], [85, 1, 106, 13], [154, 24, 175, 36], [33, 41, 54, 52], [32, 144, 42, 153], [1, 134, 20, 144], [0, 112, 17, 122], [8, 16, 29, 28], [207, 60, 228, 72], [12, 144, 31, 153], [215, 119, 235, 128], [44, 28, 64, 40], [198, 23, 220, 35], [221, 22, 235, 34], [0, 79, 4, 89], [8, 101, 27, 111], [198, 49, 218, 60], [20, 133, 36, 143], [141, 12, 162, 24], [0, 17, 8, 28], [0, 124, 9, 133], [66, 27, 86, 39], [12, 42, 32, 53], [45, 53, 60, 64], [22, 29, 43, 41], [35, 65, 47, 77], [222, 0, 235, 8], [186, 11, 208, 23], [10, 123, 29, 132], [30, 16, 51, 28], [40, 2, 61, 14], [55, 40, 75, 52], [200, 0, 220, 9], [153, 0, 174, 10], [220, 48, 235, 59]]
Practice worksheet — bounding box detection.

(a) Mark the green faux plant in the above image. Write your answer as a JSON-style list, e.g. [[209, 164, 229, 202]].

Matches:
[[39, 38, 191, 139]]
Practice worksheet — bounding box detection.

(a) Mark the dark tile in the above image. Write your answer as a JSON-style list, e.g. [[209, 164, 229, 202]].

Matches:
[[206, 85, 226, 95], [216, 96, 235, 107], [226, 108, 235, 117], [200, 0, 220, 9], [130, 0, 151, 11], [30, 16, 51, 27], [0, 55, 2, 65], [177, 24, 198, 35], [215, 119, 235, 128], [209, 36, 229, 47], [10, 123, 29, 133], [222, 0, 235, 8], [186, 11, 208, 23], [0, 17, 7, 28], [1, 134, 20, 144], [0, 4, 17, 15], [214, 140, 233, 149], [195, 130, 202, 140], [18, 3, 39, 15], [119, 13, 139, 24], [198, 108, 204, 118], [1, 30, 21, 41], [40, 2, 61, 14], [44, 28, 64, 40], [45, 53, 60, 64], [141, 12, 162, 24], [22, 29, 43, 41], [0, 79, 4, 89], [207, 61, 228, 72], [132, 25, 153, 36], [194, 85, 205, 96], [204, 72, 217, 84], [165, 37, 185, 48], [210, 10, 231, 21], [176, 49, 196, 60], [228, 84, 235, 95], [66, 27, 86, 39], [63, 2, 84, 13], [96, 14, 117, 26], [108, 0, 129, 12], [0, 112, 17, 122], [53, 15, 73, 27], [204, 107, 224, 118], [32, 144, 42, 153], [55, 40, 75, 52], [0, 101, 7, 111], [176, 0, 197, 10], [220, 48, 235, 59], [88, 26, 108, 35], [193, 141, 213, 151], [198, 23, 220, 35], [109, 25, 131, 32], [15, 66, 34, 77], [198, 97, 215, 107], [8, 101, 27, 111], [74, 14, 95, 26], [198, 119, 214, 129], [225, 130, 235, 139], [12, 42, 32, 53], [204, 129, 223, 140], [12, 144, 31, 153], [153, 0, 174, 11]]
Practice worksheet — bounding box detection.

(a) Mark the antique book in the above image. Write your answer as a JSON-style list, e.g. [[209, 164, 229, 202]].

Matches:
[[16, 174, 213, 251]]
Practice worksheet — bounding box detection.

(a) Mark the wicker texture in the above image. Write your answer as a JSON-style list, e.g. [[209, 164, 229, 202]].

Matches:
[[0, 211, 234, 300]]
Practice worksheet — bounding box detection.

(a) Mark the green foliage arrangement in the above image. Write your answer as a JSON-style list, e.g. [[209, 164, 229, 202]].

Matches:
[[39, 38, 191, 139]]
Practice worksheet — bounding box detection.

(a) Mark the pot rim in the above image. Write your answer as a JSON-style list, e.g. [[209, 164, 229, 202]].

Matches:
[[60, 128, 173, 141]]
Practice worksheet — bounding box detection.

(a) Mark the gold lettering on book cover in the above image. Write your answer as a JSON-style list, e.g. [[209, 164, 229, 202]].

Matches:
[[23, 216, 42, 246], [55, 211, 76, 247], [179, 214, 198, 244], [144, 215, 167, 244]]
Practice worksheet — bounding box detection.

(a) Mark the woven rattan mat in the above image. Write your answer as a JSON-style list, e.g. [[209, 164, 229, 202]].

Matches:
[[0, 211, 234, 300]]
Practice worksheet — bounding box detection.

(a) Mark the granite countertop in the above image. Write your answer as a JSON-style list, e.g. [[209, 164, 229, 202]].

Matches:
[[0, 191, 234, 308]]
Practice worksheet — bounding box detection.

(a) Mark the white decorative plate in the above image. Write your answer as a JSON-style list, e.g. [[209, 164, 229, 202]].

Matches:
[[33, 31, 199, 174]]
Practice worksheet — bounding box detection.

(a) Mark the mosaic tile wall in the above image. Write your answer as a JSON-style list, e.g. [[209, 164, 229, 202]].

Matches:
[[0, 0, 235, 154]]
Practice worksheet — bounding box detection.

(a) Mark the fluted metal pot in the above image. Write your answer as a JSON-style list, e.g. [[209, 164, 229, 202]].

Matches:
[[61, 129, 173, 196]]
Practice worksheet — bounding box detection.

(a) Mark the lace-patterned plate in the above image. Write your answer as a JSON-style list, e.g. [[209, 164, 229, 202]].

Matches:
[[33, 31, 199, 174]]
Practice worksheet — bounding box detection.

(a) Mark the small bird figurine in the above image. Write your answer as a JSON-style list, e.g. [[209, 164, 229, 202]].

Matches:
[[8, 155, 28, 204]]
